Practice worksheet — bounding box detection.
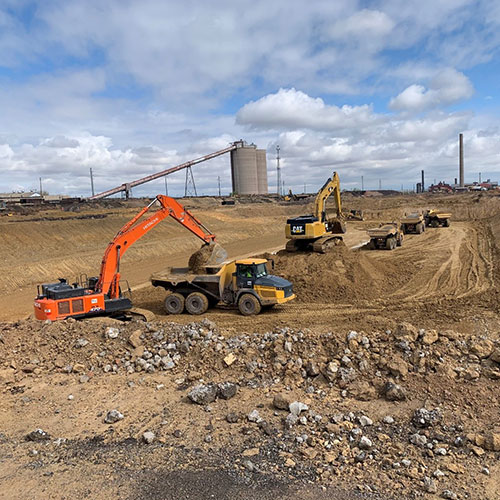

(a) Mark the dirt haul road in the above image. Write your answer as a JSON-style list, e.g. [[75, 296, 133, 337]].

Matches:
[[1, 193, 500, 500]]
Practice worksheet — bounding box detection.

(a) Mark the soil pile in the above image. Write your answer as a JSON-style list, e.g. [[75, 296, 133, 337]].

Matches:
[[271, 246, 394, 304]]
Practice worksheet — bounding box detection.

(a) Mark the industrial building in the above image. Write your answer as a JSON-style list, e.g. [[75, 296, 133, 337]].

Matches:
[[230, 141, 268, 195]]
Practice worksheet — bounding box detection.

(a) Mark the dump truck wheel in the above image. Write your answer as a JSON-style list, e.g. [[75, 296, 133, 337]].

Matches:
[[368, 240, 376, 250], [238, 294, 262, 316], [164, 293, 185, 314], [386, 237, 396, 250], [431, 219, 439, 228], [444, 219, 450, 227], [397, 234, 403, 247], [185, 292, 209, 315], [416, 223, 423, 234]]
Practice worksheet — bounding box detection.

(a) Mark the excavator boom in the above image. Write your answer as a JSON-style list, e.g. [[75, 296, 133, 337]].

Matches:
[[314, 171, 342, 221]]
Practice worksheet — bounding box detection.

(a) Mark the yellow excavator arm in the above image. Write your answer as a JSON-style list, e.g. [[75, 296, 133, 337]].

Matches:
[[314, 171, 342, 222]]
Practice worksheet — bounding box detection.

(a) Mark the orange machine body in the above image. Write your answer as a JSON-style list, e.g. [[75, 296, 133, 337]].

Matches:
[[34, 196, 217, 321]]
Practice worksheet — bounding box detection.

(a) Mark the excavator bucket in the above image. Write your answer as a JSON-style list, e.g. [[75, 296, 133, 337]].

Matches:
[[188, 243, 228, 272], [327, 217, 347, 234]]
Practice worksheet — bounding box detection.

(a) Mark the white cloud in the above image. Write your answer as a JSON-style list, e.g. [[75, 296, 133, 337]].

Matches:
[[236, 88, 379, 131], [389, 69, 474, 111]]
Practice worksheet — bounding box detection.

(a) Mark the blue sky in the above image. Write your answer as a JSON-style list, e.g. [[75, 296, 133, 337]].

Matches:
[[1, 0, 500, 196]]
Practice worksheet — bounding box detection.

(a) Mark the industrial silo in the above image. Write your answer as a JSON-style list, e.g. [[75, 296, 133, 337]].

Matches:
[[230, 144, 259, 195], [256, 149, 268, 194]]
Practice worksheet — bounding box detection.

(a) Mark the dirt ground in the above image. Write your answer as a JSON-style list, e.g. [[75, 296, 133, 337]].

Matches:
[[1, 192, 500, 499]]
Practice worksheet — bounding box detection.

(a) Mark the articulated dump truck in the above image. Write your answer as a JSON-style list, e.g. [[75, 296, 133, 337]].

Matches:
[[151, 258, 295, 316], [425, 209, 451, 228], [401, 212, 426, 234], [367, 222, 403, 250]]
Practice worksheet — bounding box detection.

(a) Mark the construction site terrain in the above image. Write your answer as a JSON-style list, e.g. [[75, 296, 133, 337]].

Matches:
[[1, 192, 500, 499]]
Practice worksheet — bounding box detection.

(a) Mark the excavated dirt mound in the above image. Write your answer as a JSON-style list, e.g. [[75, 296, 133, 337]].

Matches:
[[271, 246, 395, 304]]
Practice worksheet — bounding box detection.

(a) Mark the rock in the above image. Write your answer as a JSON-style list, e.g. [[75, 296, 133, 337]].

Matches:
[[305, 361, 320, 377], [410, 433, 427, 447], [383, 416, 395, 424], [324, 361, 340, 381], [26, 429, 51, 441], [490, 349, 500, 364], [243, 460, 255, 472], [387, 356, 408, 377], [105, 327, 120, 339], [72, 363, 86, 373], [74, 338, 89, 348], [217, 382, 238, 400], [142, 431, 155, 444], [441, 490, 457, 499], [359, 436, 373, 450], [412, 408, 442, 428], [79, 375, 90, 384], [422, 329, 439, 345], [359, 416, 373, 427], [284, 458, 296, 467], [289, 401, 308, 416], [247, 410, 261, 423], [273, 393, 290, 410], [349, 380, 376, 401], [482, 432, 500, 451], [188, 384, 217, 405], [242, 447, 260, 457], [285, 413, 298, 428], [394, 322, 419, 342], [128, 330, 143, 348], [226, 412, 239, 423], [223, 353, 236, 366], [104, 409, 124, 424], [470, 338, 494, 358], [382, 382, 406, 401], [423, 477, 437, 494]]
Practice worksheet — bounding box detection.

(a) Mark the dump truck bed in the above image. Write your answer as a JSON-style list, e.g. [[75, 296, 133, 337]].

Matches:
[[401, 213, 423, 224], [367, 225, 396, 237]]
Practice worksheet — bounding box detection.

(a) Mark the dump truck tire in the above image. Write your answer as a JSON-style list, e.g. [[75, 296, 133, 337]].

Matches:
[[238, 294, 262, 316], [416, 223, 423, 234], [185, 292, 209, 315], [397, 234, 403, 247], [368, 240, 376, 250], [431, 219, 439, 228], [386, 237, 395, 250], [444, 219, 450, 227], [164, 293, 185, 314]]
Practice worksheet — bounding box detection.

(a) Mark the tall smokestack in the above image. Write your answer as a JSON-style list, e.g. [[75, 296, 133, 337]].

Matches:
[[459, 133, 464, 187], [421, 170, 425, 192]]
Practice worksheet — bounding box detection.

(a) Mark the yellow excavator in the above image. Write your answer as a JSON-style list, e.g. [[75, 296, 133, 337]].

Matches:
[[285, 171, 346, 252]]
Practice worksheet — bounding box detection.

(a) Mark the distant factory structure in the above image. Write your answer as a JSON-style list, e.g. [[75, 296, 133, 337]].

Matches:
[[230, 141, 268, 195]]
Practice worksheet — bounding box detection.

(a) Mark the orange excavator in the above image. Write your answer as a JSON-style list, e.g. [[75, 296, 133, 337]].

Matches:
[[34, 195, 227, 321]]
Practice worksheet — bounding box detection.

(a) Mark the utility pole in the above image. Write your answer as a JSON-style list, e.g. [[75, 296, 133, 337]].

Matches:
[[379, 179, 381, 190], [39, 177, 43, 196], [479, 172, 481, 184], [303, 182, 306, 193], [90, 168, 95, 197], [276, 145, 281, 196], [361, 175, 364, 191], [218, 176, 221, 197], [164, 176, 168, 196]]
